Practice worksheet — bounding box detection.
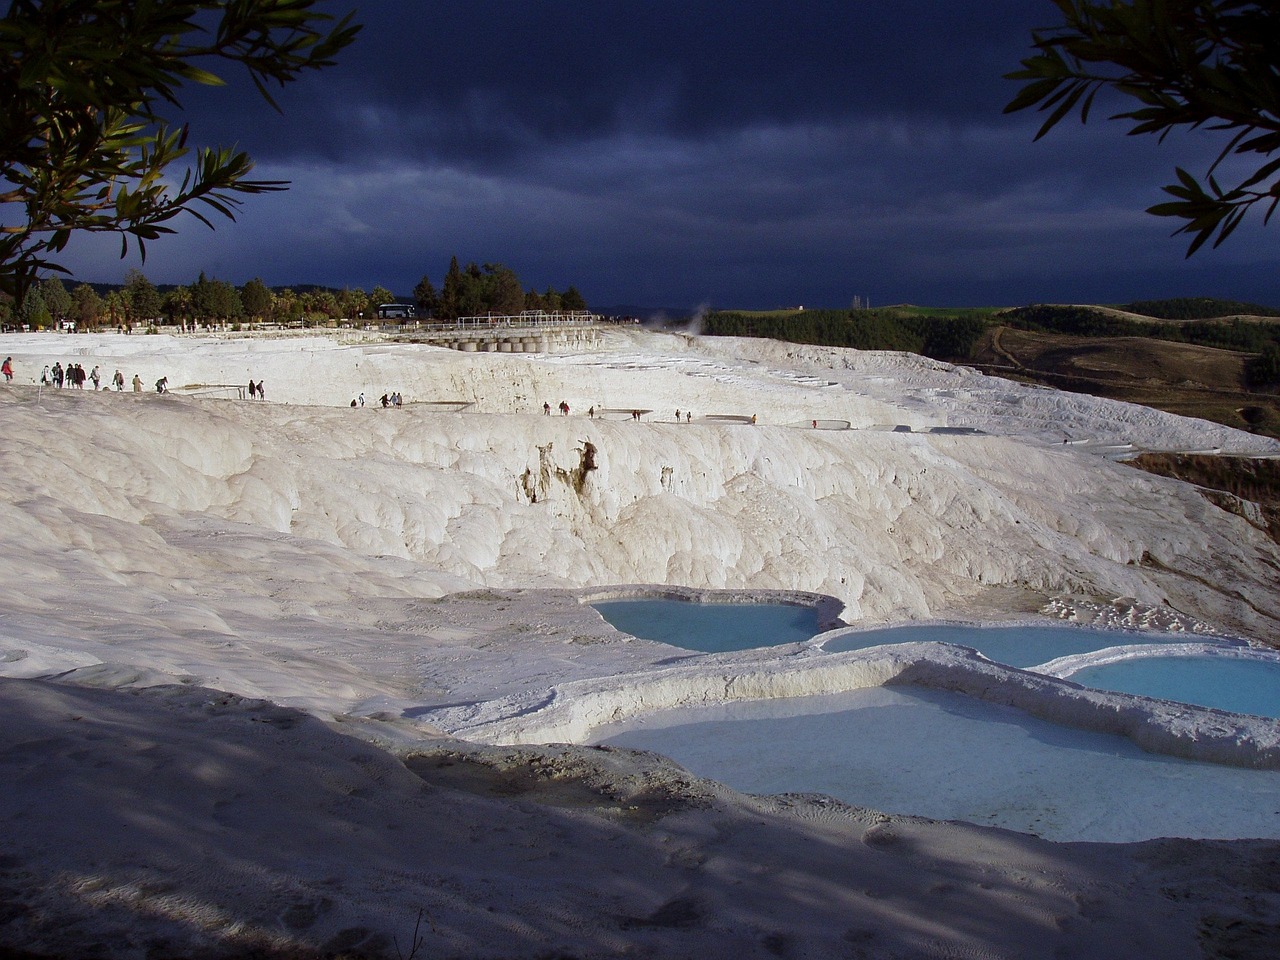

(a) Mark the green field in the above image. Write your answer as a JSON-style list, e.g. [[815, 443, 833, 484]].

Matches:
[[875, 304, 1005, 320]]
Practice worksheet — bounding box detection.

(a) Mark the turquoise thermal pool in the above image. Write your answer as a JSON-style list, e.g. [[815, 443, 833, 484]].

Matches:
[[1066, 655, 1280, 719], [590, 686, 1280, 842], [821, 622, 1193, 668], [575, 599, 1280, 840], [591, 599, 821, 653]]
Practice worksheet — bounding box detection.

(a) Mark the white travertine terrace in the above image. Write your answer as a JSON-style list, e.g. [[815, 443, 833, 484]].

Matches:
[[2, 327, 1280, 959]]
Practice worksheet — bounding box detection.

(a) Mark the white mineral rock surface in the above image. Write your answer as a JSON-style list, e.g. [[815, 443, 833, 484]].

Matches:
[[1, 327, 1278, 959]]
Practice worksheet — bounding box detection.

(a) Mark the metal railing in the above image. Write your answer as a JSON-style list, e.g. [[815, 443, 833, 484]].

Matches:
[[450, 310, 601, 330], [368, 311, 606, 337]]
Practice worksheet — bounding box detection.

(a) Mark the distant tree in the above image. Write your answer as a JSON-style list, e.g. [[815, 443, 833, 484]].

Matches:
[[1123, 297, 1280, 320], [102, 288, 127, 327], [241, 277, 272, 320], [413, 275, 439, 316], [1006, 1, 1280, 254], [338, 287, 367, 322], [124, 269, 162, 323], [0, 1, 360, 308], [163, 285, 192, 326], [561, 285, 587, 312], [369, 285, 395, 310], [209, 279, 243, 321], [269, 287, 300, 323], [189, 272, 241, 321], [190, 271, 216, 320], [481, 263, 524, 316], [17, 284, 49, 328], [1004, 303, 1148, 337], [1248, 345, 1280, 388], [457, 263, 486, 317], [439, 256, 463, 321], [426, 258, 588, 320], [918, 315, 988, 361], [305, 289, 338, 322], [39, 276, 72, 324], [71, 282, 103, 328]]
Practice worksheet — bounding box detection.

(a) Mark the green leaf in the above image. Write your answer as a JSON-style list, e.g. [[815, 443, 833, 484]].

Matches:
[[0, 0, 360, 290]]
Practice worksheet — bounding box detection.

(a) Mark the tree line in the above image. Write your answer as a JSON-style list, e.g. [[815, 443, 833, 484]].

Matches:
[[1002, 303, 1280, 389], [3, 260, 588, 330], [703, 309, 988, 362], [5, 271, 394, 329], [412, 257, 586, 321], [1001, 304, 1280, 355], [1121, 298, 1280, 321]]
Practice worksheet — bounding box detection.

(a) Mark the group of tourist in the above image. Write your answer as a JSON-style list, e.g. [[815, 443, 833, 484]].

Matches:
[[40, 361, 92, 389], [29, 360, 142, 392], [6, 358, 261, 400], [39, 361, 112, 390], [539, 403, 700, 422], [350, 391, 405, 408]]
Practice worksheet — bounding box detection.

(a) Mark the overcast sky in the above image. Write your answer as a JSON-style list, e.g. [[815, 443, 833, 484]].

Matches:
[[56, 0, 1280, 310]]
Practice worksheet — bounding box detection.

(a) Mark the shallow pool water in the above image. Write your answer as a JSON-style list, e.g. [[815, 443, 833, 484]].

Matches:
[[581, 605, 1280, 840], [592, 599, 820, 652], [821, 623, 1192, 668], [1067, 655, 1280, 718], [591, 686, 1280, 842]]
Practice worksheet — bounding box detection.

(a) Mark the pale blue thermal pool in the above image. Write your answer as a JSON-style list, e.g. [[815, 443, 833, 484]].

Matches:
[[594, 601, 1206, 666], [821, 622, 1192, 668], [590, 686, 1280, 842], [1067, 655, 1280, 719], [592, 603, 1277, 715], [583, 600, 1280, 841], [592, 599, 821, 653]]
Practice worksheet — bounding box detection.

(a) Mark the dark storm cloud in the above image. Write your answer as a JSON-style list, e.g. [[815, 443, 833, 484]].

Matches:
[[60, 0, 1280, 309], [189, 0, 1040, 167], [357, 0, 1027, 150]]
